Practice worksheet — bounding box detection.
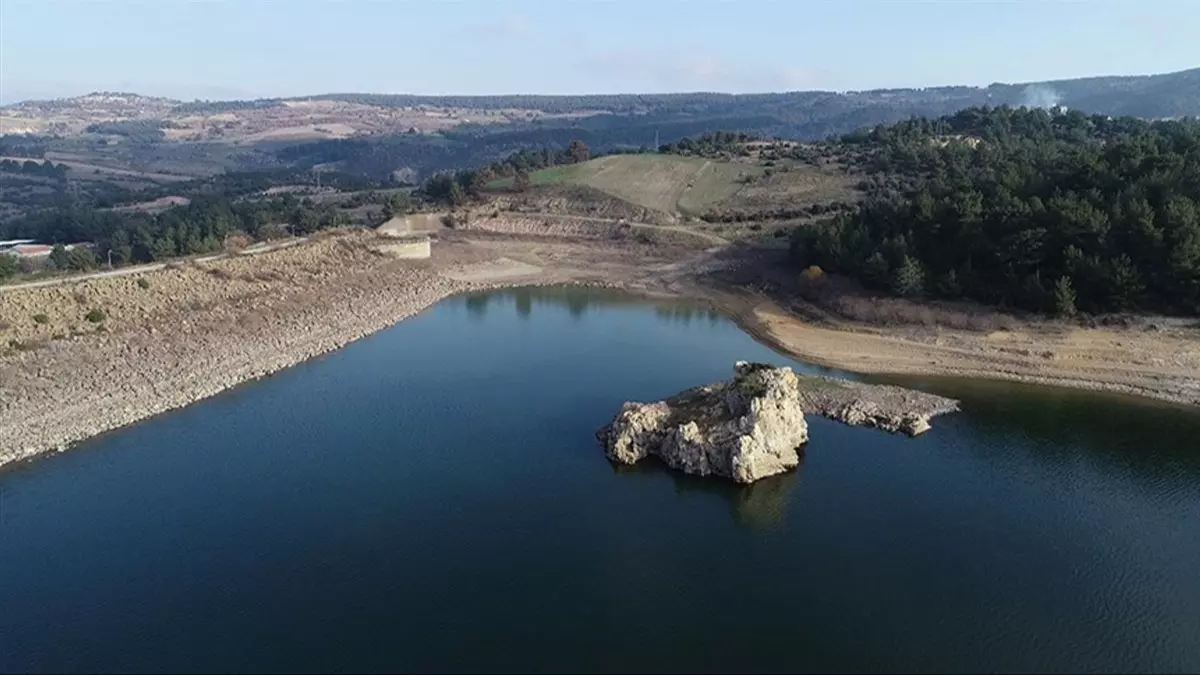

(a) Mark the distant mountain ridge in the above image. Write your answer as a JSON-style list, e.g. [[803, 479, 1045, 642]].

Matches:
[[4, 67, 1198, 120]]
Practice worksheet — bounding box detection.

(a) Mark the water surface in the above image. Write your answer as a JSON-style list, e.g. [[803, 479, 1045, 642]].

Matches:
[[2, 287, 1199, 673]]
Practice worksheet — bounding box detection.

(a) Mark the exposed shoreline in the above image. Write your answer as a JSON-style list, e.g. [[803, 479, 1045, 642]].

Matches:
[[3, 228, 1199, 470], [0, 230, 685, 469], [719, 295, 1200, 409]]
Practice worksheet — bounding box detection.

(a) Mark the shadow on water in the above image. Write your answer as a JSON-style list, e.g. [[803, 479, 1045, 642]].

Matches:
[[608, 457, 802, 530]]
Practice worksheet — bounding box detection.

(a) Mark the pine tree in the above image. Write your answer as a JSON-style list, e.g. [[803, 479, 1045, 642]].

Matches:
[[1054, 276, 1077, 317], [892, 256, 925, 297]]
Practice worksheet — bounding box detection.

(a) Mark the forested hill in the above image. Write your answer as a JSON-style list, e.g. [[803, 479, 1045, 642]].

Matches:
[[303, 67, 1200, 120], [791, 107, 1200, 316], [271, 68, 1200, 179]]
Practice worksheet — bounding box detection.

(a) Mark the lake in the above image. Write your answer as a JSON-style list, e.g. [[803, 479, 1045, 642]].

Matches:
[[2, 286, 1199, 673]]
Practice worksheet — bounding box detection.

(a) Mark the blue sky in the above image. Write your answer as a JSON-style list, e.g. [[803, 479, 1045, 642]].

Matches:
[[1, 0, 1197, 103]]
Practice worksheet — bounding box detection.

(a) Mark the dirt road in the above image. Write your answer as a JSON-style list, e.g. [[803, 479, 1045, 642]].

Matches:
[[0, 238, 307, 293]]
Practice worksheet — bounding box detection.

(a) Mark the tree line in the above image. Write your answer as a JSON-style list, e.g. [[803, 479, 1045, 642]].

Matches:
[[0, 159, 68, 180], [791, 106, 1200, 315], [420, 140, 592, 205], [658, 131, 759, 157], [1, 193, 350, 268]]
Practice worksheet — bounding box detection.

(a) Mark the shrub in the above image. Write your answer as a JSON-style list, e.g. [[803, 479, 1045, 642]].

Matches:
[[32, 313, 49, 324], [257, 223, 290, 240], [0, 255, 17, 279], [137, 277, 151, 289], [85, 308, 107, 323], [223, 231, 253, 252]]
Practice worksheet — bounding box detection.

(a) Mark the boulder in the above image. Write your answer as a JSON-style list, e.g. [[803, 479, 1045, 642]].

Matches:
[[598, 362, 809, 484]]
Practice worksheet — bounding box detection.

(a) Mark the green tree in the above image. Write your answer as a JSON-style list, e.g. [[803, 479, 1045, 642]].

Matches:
[[863, 251, 891, 289], [109, 228, 133, 265], [65, 247, 96, 271], [381, 191, 411, 218], [49, 244, 70, 270], [1053, 276, 1077, 317], [892, 255, 926, 297], [1107, 254, 1144, 310], [423, 173, 459, 205]]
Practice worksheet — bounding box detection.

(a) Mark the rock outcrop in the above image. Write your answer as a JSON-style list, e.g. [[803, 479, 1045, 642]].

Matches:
[[793, 376, 959, 436], [599, 362, 963, 484], [598, 362, 810, 484]]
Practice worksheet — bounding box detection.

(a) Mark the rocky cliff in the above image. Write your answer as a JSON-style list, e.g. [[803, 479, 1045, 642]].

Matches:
[[598, 362, 810, 484]]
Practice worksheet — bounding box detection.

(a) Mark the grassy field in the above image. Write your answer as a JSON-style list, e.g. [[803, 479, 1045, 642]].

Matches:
[[488, 155, 761, 216]]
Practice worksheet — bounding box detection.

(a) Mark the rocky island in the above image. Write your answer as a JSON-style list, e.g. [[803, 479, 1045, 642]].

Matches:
[[598, 362, 959, 483]]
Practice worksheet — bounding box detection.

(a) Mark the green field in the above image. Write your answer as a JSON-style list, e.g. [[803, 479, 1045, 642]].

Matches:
[[488, 155, 762, 216]]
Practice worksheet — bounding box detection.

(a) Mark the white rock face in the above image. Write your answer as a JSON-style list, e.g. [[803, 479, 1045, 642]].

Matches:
[[598, 362, 809, 484]]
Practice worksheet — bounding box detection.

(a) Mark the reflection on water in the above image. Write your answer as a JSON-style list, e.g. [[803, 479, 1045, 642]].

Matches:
[[655, 305, 725, 326], [488, 286, 720, 322], [609, 459, 802, 529], [2, 285, 1199, 673], [875, 373, 1200, 488]]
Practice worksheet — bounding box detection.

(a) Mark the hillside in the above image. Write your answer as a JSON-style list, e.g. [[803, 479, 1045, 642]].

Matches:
[[3, 67, 1197, 232], [465, 142, 861, 249], [791, 107, 1200, 315], [488, 155, 760, 216]]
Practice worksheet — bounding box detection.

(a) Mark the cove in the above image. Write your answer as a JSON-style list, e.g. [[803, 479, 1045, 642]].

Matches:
[[2, 286, 1199, 673]]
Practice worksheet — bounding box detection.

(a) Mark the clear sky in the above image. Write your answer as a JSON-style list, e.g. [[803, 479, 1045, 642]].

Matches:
[[1, 0, 1197, 103]]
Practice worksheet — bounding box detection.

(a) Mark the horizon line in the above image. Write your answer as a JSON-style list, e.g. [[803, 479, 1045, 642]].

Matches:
[[3, 66, 1194, 107]]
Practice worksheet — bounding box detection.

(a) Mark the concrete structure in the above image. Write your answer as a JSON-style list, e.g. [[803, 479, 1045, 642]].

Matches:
[[377, 213, 445, 237], [374, 235, 431, 260]]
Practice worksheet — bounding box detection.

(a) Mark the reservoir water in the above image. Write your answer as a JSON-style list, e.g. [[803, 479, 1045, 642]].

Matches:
[[2, 287, 1199, 673]]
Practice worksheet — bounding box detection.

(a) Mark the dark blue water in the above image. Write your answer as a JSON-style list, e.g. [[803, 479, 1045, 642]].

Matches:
[[3, 287, 1199, 673]]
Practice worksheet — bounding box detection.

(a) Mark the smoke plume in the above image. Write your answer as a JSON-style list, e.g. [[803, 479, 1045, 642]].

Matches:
[[1020, 85, 1063, 110]]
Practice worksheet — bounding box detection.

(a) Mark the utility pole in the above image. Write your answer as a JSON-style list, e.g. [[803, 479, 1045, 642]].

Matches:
[[107, 249, 113, 268]]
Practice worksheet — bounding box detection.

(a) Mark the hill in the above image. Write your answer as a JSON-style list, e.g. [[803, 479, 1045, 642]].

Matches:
[[3, 68, 1197, 225], [487, 155, 760, 216]]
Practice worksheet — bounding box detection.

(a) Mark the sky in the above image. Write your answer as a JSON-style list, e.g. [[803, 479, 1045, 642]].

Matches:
[[1, 0, 1198, 103]]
